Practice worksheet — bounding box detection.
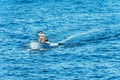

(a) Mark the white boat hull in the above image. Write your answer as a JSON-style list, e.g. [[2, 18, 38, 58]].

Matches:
[[29, 41, 50, 50]]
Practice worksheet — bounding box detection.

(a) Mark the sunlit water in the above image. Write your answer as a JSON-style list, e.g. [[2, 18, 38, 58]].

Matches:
[[0, 0, 120, 80]]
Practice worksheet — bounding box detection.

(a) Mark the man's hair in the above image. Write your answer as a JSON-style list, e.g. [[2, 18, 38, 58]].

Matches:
[[40, 31, 43, 32]]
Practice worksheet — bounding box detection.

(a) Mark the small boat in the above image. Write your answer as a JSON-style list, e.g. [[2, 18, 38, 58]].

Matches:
[[29, 41, 50, 50], [28, 39, 60, 51]]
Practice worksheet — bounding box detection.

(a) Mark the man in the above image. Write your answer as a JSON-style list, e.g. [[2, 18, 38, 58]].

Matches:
[[38, 31, 47, 43]]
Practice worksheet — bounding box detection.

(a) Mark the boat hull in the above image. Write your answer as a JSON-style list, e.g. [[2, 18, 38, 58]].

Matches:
[[29, 41, 50, 50]]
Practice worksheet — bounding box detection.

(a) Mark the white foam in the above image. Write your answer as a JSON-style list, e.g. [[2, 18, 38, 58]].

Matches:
[[59, 28, 102, 43], [50, 43, 59, 46], [29, 41, 39, 50]]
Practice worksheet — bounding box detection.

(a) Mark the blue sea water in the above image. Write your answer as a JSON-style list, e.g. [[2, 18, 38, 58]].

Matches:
[[0, 0, 120, 80]]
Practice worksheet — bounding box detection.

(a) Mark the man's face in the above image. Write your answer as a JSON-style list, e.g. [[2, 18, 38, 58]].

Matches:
[[40, 31, 42, 34]]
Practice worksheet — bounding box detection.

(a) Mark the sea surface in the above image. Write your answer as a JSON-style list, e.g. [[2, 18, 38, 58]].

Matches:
[[0, 0, 120, 80]]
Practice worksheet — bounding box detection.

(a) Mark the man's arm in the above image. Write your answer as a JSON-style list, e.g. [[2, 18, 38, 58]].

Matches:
[[38, 35, 40, 42]]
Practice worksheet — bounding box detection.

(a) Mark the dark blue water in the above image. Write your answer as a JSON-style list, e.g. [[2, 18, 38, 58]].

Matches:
[[0, 0, 120, 80]]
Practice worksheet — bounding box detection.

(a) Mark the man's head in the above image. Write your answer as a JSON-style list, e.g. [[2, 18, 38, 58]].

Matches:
[[40, 31, 43, 34]]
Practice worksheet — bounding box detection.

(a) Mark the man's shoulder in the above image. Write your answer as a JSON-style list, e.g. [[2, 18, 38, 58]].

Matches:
[[39, 33, 45, 35]]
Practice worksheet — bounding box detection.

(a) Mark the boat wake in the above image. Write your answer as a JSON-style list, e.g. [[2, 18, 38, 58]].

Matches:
[[58, 28, 102, 43], [58, 27, 120, 44]]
